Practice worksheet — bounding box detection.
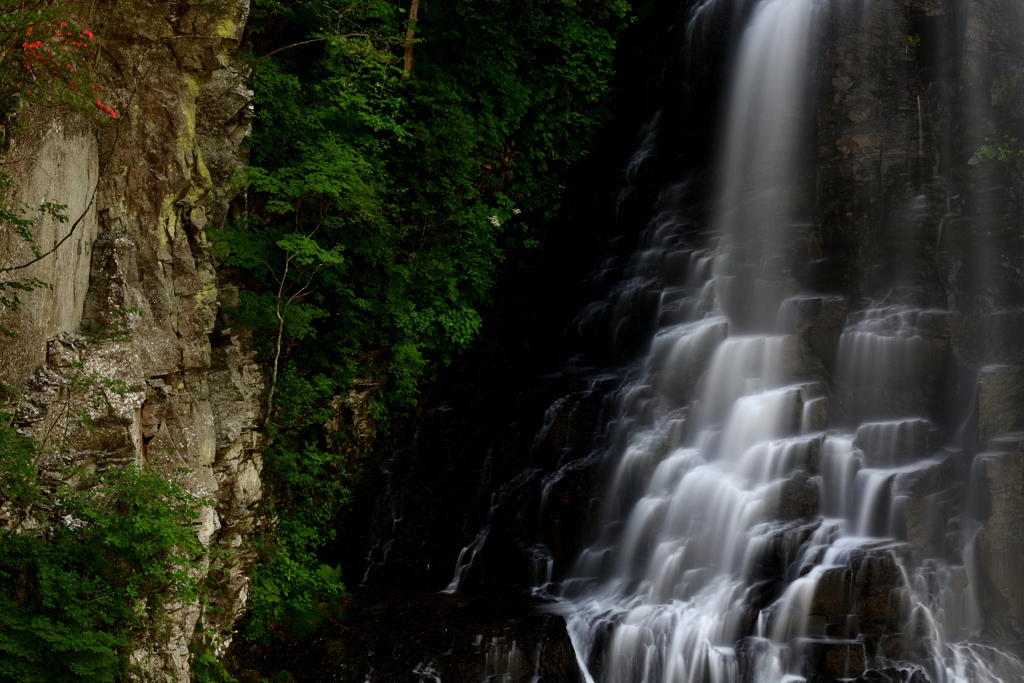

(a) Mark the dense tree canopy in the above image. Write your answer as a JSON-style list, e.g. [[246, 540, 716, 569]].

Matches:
[[226, 0, 633, 646]]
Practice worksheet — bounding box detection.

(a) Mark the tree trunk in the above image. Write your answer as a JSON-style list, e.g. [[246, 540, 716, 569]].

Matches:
[[402, 0, 420, 82]]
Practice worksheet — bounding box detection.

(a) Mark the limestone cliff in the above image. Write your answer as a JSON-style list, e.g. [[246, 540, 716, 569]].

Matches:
[[0, 1, 259, 680]]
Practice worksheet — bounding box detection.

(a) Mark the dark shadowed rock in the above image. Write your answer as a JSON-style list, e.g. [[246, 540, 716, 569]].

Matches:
[[810, 549, 906, 636], [801, 639, 866, 681], [853, 667, 930, 683], [778, 295, 848, 373], [971, 434, 1024, 637], [976, 366, 1024, 451], [890, 455, 955, 555], [855, 419, 931, 466], [776, 471, 822, 520], [543, 456, 600, 578]]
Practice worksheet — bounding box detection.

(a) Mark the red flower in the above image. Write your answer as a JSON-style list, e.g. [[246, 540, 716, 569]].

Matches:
[[95, 99, 119, 119]]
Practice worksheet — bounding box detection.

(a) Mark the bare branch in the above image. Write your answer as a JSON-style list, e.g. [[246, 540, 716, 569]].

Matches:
[[263, 253, 293, 428], [251, 38, 328, 69]]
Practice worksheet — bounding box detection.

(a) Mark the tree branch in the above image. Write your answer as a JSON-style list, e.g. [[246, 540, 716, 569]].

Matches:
[[263, 253, 293, 428], [251, 38, 328, 69]]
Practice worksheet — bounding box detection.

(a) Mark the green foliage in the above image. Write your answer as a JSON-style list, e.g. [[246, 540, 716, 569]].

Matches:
[[978, 135, 1024, 163], [246, 544, 345, 642], [230, 0, 629, 409], [240, 364, 350, 642], [0, 416, 40, 516], [0, 405, 204, 682], [906, 33, 922, 49], [191, 636, 239, 683], [230, 0, 630, 644]]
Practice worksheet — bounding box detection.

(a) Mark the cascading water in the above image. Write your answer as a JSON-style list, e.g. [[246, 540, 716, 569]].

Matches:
[[522, 1, 1024, 682], [421, 1, 1024, 682]]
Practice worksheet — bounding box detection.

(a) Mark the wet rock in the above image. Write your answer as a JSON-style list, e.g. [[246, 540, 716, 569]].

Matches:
[[811, 549, 906, 636], [976, 366, 1024, 451], [778, 295, 848, 373], [745, 520, 822, 583], [853, 667, 930, 683], [776, 470, 822, 520], [533, 391, 604, 468], [650, 318, 729, 402], [736, 637, 774, 682], [453, 625, 582, 683], [851, 552, 907, 635], [803, 395, 830, 432], [890, 456, 955, 555], [971, 434, 1024, 637], [824, 614, 860, 639], [801, 639, 866, 681], [271, 590, 584, 683], [981, 309, 1024, 364], [854, 419, 930, 466], [460, 469, 545, 595], [543, 455, 599, 577], [835, 306, 951, 423]]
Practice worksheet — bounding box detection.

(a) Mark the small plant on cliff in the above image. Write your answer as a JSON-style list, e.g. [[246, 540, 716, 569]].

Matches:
[[0, 170, 69, 336], [977, 134, 1024, 163]]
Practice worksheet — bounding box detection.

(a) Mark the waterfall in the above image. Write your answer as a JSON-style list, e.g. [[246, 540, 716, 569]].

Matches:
[[559, 1, 827, 679], [715, 0, 817, 259], [423, 0, 1024, 681], [544, 0, 1024, 681]]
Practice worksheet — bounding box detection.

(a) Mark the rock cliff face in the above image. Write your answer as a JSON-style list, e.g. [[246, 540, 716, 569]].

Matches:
[[809, 0, 1024, 642], [0, 1, 258, 680]]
